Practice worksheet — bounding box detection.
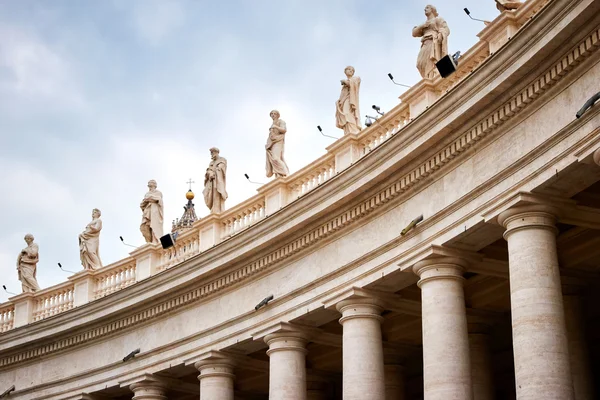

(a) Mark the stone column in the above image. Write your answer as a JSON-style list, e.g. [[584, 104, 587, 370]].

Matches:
[[336, 296, 386, 400], [384, 364, 406, 400], [468, 325, 494, 400], [130, 380, 168, 400], [413, 257, 472, 400], [592, 147, 600, 167], [195, 354, 235, 400], [499, 206, 573, 399], [265, 331, 309, 400], [563, 292, 594, 400]]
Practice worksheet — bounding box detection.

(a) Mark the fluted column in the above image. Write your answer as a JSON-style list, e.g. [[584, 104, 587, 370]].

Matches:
[[413, 257, 472, 400], [337, 296, 386, 400], [499, 206, 573, 399], [468, 326, 494, 400], [195, 353, 235, 400], [265, 331, 309, 400], [130, 380, 168, 400], [385, 364, 406, 400], [563, 292, 593, 400]]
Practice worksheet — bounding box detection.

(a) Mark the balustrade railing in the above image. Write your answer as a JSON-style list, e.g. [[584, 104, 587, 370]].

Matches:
[[0, 304, 14, 332], [288, 156, 336, 199], [359, 104, 411, 155], [158, 230, 200, 272], [94, 259, 137, 299], [33, 283, 75, 322], [221, 199, 266, 238]]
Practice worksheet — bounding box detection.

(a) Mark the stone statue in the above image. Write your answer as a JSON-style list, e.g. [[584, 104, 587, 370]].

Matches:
[[496, 0, 522, 11], [79, 208, 103, 270], [412, 5, 450, 79], [335, 66, 362, 136], [266, 110, 290, 178], [203, 147, 228, 213], [140, 179, 164, 244], [16, 233, 41, 293]]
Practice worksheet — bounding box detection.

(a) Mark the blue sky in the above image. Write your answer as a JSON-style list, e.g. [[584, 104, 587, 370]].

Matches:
[[0, 0, 502, 302]]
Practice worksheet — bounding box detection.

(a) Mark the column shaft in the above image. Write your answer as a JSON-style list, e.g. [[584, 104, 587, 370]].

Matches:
[[196, 359, 235, 400], [385, 364, 406, 400], [266, 332, 308, 400], [414, 259, 472, 400], [469, 333, 494, 400], [337, 299, 386, 400], [500, 208, 573, 399], [564, 295, 594, 400]]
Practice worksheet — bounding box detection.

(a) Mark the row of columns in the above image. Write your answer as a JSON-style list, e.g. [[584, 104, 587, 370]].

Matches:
[[121, 203, 594, 400]]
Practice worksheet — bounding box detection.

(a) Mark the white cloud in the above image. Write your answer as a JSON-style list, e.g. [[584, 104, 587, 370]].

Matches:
[[130, 0, 185, 44]]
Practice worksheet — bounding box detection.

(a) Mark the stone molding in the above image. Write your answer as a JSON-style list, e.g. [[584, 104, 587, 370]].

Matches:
[[1, 6, 598, 372]]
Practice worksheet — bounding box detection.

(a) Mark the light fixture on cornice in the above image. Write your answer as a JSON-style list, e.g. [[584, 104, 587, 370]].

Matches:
[[387, 73, 411, 88], [119, 236, 137, 249], [123, 348, 141, 362], [463, 8, 490, 24], [576, 92, 600, 118], [2, 285, 16, 296], [435, 51, 462, 79], [0, 385, 15, 399], [160, 232, 179, 250], [401, 215, 424, 236], [317, 125, 339, 140], [255, 294, 274, 311], [244, 173, 265, 185], [364, 115, 378, 127], [58, 262, 77, 274]]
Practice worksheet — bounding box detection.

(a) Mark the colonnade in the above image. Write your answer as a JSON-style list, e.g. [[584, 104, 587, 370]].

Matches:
[[119, 201, 595, 400]]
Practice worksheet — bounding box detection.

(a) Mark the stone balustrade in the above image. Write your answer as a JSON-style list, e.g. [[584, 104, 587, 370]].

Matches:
[[0, 3, 540, 333]]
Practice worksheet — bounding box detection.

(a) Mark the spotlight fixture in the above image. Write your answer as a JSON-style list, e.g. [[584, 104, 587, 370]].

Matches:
[[576, 92, 600, 118], [58, 262, 77, 274], [387, 73, 411, 88], [401, 215, 424, 236], [372, 105, 385, 116], [463, 8, 490, 24], [0, 385, 15, 399], [2, 285, 16, 296], [160, 232, 179, 250], [317, 125, 339, 140], [123, 348, 141, 362], [244, 173, 265, 185], [435, 51, 462, 79], [255, 294, 274, 311], [364, 115, 378, 127], [119, 236, 137, 249]]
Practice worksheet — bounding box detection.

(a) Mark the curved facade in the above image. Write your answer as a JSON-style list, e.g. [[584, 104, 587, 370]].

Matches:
[[2, 0, 600, 398]]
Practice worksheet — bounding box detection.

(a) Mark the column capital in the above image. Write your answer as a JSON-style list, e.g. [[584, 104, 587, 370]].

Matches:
[[194, 350, 236, 376], [265, 330, 309, 356], [413, 256, 468, 288], [127, 374, 169, 400], [498, 204, 560, 238]]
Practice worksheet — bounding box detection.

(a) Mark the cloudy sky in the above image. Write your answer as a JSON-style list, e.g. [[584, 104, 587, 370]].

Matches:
[[0, 0, 502, 302]]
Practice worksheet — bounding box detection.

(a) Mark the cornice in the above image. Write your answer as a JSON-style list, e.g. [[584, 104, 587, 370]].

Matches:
[[1, 0, 598, 372]]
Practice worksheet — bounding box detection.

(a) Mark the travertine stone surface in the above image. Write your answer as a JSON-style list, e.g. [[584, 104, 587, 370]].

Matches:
[[498, 206, 574, 400], [266, 110, 290, 178], [130, 380, 168, 400], [16, 233, 41, 293], [203, 147, 228, 214], [412, 5, 450, 79], [563, 294, 594, 400], [140, 180, 164, 244], [335, 66, 362, 136], [413, 257, 472, 400], [195, 354, 236, 400], [593, 147, 600, 167], [265, 331, 308, 400], [384, 364, 406, 400], [337, 297, 386, 400], [79, 208, 103, 270], [468, 331, 494, 400]]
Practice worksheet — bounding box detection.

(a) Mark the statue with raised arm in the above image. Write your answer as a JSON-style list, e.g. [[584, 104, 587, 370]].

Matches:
[[140, 179, 164, 244], [16, 233, 41, 293], [412, 5, 450, 79], [266, 110, 290, 178], [79, 208, 103, 270], [203, 147, 228, 213], [335, 66, 362, 136]]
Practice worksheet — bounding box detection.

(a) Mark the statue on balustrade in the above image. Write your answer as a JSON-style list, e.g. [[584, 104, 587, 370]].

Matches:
[[412, 5, 450, 79], [79, 208, 103, 270], [203, 147, 228, 214], [335, 66, 362, 136], [16, 233, 41, 293], [266, 110, 290, 178], [140, 179, 164, 244]]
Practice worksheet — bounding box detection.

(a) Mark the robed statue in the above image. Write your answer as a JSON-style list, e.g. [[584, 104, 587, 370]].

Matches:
[[203, 147, 228, 213], [266, 110, 290, 178], [17, 233, 41, 293], [412, 5, 450, 79], [79, 208, 103, 270], [140, 179, 164, 243], [335, 66, 362, 135]]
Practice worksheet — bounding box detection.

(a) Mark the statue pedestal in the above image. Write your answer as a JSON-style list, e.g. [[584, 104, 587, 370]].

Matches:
[[477, 10, 520, 53], [259, 178, 290, 216], [327, 133, 362, 173], [130, 243, 161, 281], [9, 292, 35, 328], [400, 79, 439, 118], [199, 214, 223, 251], [68, 269, 97, 307]]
